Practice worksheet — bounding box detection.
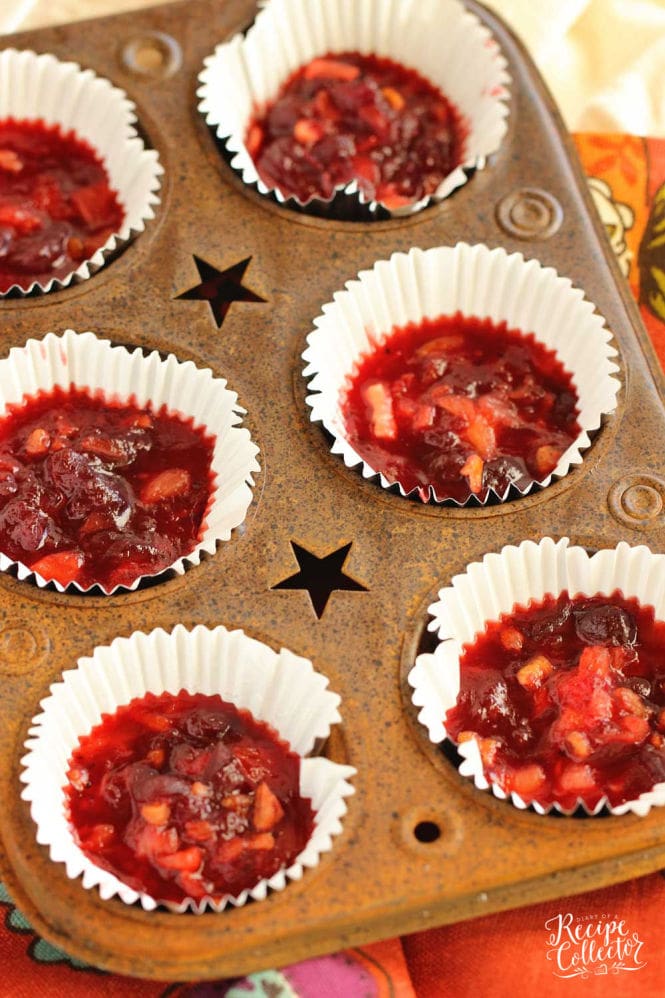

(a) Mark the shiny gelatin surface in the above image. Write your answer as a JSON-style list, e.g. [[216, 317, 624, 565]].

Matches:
[[66, 690, 315, 903], [445, 592, 665, 810], [246, 52, 465, 208], [341, 313, 580, 503], [0, 386, 214, 590]]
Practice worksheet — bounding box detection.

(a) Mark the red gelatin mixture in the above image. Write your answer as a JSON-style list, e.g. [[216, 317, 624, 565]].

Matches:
[[445, 592, 665, 810], [0, 387, 214, 590], [65, 691, 315, 903], [341, 314, 581, 502], [0, 118, 125, 293], [246, 52, 465, 208]]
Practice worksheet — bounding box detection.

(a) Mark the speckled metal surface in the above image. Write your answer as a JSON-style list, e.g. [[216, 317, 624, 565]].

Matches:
[[1, 0, 665, 982]]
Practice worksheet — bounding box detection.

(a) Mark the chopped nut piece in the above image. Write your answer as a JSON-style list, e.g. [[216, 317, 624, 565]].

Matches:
[[293, 118, 326, 146], [140, 468, 192, 504], [31, 550, 83, 586], [67, 236, 85, 260], [68, 766, 89, 791], [216, 837, 246, 864], [80, 511, 115, 536], [478, 737, 501, 767], [564, 731, 592, 761], [434, 393, 476, 424], [415, 335, 464, 358], [246, 123, 263, 157], [132, 413, 152, 429], [363, 381, 397, 440], [511, 763, 546, 799], [465, 417, 496, 461], [381, 86, 405, 110], [500, 626, 524, 652], [25, 427, 51, 457], [158, 846, 203, 872], [534, 444, 562, 476], [86, 824, 115, 851], [221, 792, 252, 812], [79, 434, 127, 461], [411, 404, 435, 430], [145, 747, 166, 768], [456, 730, 476, 744], [252, 781, 285, 832], [557, 763, 596, 794], [138, 712, 172, 732], [248, 832, 276, 851], [303, 58, 361, 81], [617, 714, 649, 743], [184, 820, 214, 842], [516, 654, 554, 689], [579, 645, 611, 676], [460, 453, 484, 494], [191, 781, 212, 798], [141, 801, 171, 826], [0, 149, 23, 173], [613, 686, 650, 718]]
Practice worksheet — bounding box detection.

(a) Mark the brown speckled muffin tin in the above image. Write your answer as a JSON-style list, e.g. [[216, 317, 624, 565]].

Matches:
[[1, 0, 665, 982]]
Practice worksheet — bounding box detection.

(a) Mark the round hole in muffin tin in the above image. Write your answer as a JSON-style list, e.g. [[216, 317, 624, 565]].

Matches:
[[413, 819, 441, 843], [120, 31, 183, 79]]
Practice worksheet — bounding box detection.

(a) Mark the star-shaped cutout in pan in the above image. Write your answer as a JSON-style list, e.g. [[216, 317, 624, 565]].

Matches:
[[175, 255, 266, 328], [272, 541, 368, 619]]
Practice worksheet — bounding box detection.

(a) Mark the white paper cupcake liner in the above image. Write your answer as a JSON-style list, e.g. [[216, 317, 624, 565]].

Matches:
[[303, 243, 620, 505], [197, 0, 510, 216], [0, 48, 162, 295], [20, 623, 355, 913], [409, 536, 665, 816], [0, 329, 260, 593]]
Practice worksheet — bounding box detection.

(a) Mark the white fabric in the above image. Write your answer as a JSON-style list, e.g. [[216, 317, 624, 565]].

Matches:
[[1, 0, 664, 136]]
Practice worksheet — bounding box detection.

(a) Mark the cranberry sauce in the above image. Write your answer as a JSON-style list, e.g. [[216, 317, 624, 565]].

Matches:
[[66, 691, 315, 903], [445, 593, 665, 810], [0, 387, 214, 590], [0, 118, 125, 292], [246, 52, 465, 209], [341, 313, 580, 503]]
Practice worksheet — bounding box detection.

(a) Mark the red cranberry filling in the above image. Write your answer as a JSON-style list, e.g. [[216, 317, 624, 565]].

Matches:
[[246, 52, 465, 208], [0, 118, 125, 293], [341, 313, 580, 503], [445, 592, 665, 810], [0, 387, 214, 590], [65, 691, 315, 903]]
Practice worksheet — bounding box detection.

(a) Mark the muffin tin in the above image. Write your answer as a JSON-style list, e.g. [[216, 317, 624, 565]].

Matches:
[[1, 0, 665, 982]]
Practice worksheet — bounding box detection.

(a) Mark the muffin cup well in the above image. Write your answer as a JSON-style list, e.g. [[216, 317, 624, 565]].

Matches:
[[303, 243, 620, 505], [197, 0, 510, 216], [409, 536, 665, 816], [20, 623, 355, 913], [0, 48, 162, 295], [0, 329, 260, 593]]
